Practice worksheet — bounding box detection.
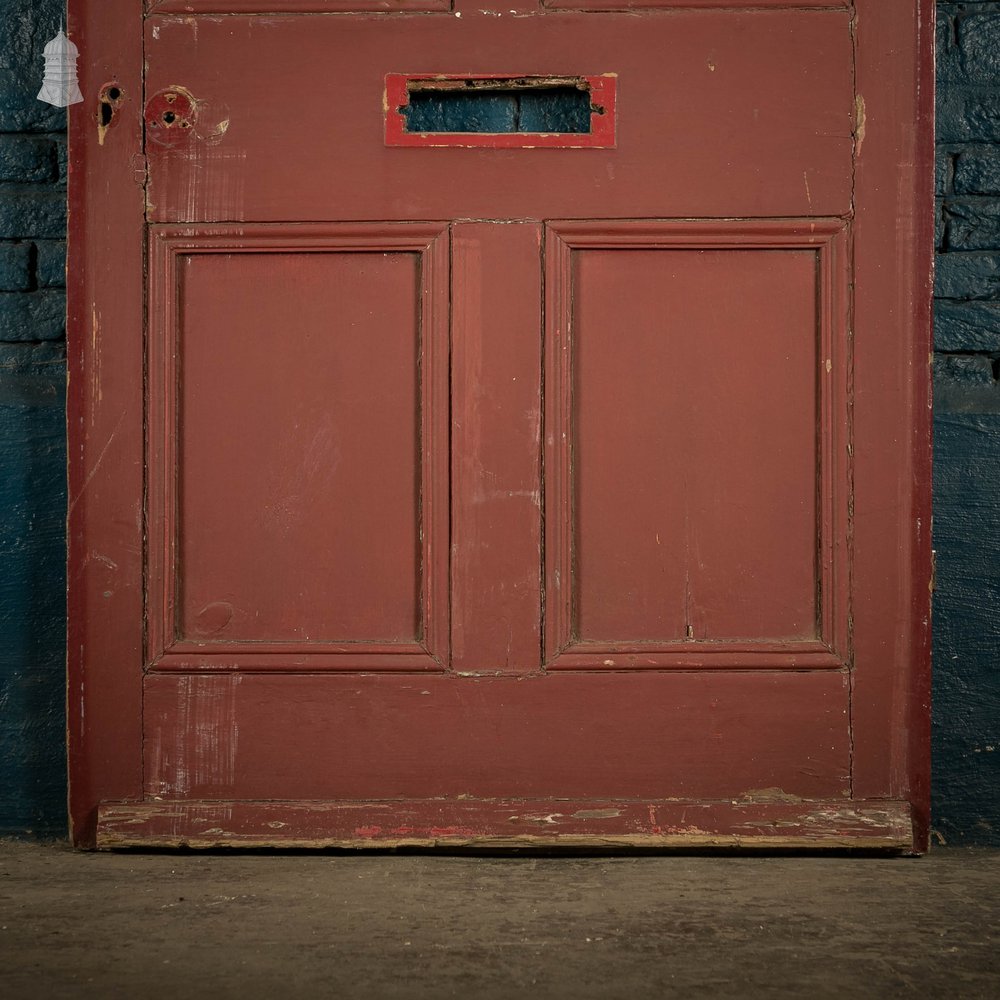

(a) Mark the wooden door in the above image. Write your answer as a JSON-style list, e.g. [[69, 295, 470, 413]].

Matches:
[[68, 0, 934, 850]]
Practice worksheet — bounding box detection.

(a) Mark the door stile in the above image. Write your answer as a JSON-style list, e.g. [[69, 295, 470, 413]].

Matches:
[[849, 0, 934, 852], [67, 0, 147, 847]]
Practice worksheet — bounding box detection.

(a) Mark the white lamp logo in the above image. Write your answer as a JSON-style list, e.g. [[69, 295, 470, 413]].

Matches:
[[37, 25, 84, 108]]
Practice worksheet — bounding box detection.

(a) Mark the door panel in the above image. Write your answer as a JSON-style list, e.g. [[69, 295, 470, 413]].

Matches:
[[573, 247, 818, 643], [545, 1, 840, 9], [149, 0, 451, 10], [146, 224, 450, 671], [544, 220, 849, 669], [179, 251, 421, 644], [68, 0, 933, 850]]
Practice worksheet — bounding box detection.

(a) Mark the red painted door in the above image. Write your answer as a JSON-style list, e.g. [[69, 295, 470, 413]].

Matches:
[[68, 0, 934, 850]]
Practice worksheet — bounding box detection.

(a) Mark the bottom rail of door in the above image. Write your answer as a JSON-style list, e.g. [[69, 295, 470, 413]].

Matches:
[[95, 798, 917, 852]]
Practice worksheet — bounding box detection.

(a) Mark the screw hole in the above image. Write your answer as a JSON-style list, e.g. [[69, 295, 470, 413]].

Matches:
[[165, 93, 177, 103]]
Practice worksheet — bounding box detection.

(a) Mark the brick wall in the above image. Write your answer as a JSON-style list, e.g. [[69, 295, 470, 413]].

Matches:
[[0, 0, 67, 835], [933, 1, 1000, 845], [0, 2, 998, 841]]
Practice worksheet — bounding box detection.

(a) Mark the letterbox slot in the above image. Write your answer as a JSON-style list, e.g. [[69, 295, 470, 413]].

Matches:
[[403, 80, 593, 134], [385, 73, 617, 148]]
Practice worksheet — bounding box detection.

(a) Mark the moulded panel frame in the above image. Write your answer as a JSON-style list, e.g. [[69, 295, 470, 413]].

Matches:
[[385, 73, 617, 149], [145, 223, 451, 673], [147, 0, 453, 13], [543, 0, 842, 9], [543, 218, 852, 671]]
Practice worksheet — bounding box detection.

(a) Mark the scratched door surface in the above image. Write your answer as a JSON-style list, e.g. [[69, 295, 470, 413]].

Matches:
[[68, 0, 934, 850]]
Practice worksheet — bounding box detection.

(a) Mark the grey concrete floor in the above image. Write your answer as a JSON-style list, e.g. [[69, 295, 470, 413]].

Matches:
[[1, 841, 998, 999]]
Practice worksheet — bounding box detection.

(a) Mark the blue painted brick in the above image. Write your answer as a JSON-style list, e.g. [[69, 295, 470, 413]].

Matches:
[[958, 12, 1000, 85], [0, 186, 66, 240], [936, 300, 1000, 352], [937, 10, 963, 84], [0, 242, 32, 292], [35, 241, 64, 289], [0, 291, 65, 342], [936, 354, 996, 388], [935, 252, 1000, 299], [937, 88, 1000, 143], [947, 200, 1000, 251], [0, 136, 56, 184], [937, 149, 954, 196], [954, 146, 1000, 195]]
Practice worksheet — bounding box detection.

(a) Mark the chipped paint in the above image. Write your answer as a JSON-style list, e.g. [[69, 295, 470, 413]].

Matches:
[[89, 304, 101, 423], [739, 788, 806, 804], [155, 675, 241, 797], [854, 94, 867, 158], [94, 798, 915, 851]]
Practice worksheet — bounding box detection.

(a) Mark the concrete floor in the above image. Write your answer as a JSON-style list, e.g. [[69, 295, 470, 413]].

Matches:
[[1, 841, 998, 999]]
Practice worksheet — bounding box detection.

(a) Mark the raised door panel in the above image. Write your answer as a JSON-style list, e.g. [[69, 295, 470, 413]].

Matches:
[[147, 1, 451, 10], [545, 221, 849, 669], [147, 224, 450, 671], [545, 0, 840, 9]]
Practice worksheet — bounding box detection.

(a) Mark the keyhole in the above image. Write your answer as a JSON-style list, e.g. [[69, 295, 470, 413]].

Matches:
[[97, 82, 125, 145]]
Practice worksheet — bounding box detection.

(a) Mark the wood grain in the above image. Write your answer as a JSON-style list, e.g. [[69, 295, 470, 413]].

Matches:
[[97, 798, 913, 851]]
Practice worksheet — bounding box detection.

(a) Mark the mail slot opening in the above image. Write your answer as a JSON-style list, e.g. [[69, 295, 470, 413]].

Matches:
[[402, 78, 596, 134], [385, 73, 617, 148]]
